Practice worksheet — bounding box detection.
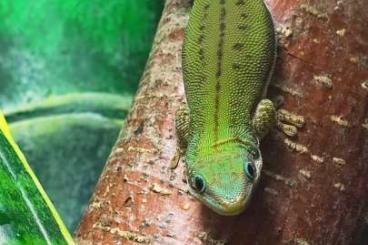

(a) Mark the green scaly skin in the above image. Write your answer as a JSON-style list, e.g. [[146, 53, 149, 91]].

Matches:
[[176, 0, 276, 215]]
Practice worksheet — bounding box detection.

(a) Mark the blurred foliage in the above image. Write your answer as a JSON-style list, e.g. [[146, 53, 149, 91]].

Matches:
[[0, 0, 163, 107], [0, 113, 73, 244], [0, 0, 164, 231]]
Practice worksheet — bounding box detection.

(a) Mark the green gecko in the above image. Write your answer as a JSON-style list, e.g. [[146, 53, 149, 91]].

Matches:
[[175, 0, 276, 215]]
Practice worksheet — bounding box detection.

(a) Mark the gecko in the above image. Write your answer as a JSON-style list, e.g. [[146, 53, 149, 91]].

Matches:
[[175, 0, 276, 215]]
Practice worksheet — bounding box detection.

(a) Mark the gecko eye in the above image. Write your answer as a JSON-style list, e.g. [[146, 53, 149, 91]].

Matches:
[[190, 175, 206, 193], [244, 162, 256, 179]]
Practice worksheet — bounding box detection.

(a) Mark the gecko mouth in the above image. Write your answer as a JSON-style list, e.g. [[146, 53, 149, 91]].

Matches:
[[187, 183, 249, 216]]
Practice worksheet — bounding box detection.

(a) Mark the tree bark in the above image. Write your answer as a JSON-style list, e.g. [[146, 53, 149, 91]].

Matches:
[[75, 0, 368, 244]]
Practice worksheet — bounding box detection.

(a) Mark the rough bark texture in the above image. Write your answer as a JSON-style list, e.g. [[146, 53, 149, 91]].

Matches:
[[76, 0, 368, 244]]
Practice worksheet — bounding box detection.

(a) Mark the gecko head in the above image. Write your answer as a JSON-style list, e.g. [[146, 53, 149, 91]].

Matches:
[[186, 144, 262, 216]]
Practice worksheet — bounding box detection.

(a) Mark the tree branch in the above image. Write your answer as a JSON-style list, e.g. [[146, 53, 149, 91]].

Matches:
[[76, 0, 368, 244]]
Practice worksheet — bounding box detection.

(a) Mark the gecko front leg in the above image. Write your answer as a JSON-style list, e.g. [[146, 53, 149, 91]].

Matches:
[[252, 99, 306, 139], [252, 99, 276, 140], [171, 105, 190, 169]]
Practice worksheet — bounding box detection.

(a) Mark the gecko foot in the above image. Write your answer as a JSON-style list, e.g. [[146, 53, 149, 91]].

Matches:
[[276, 109, 305, 137]]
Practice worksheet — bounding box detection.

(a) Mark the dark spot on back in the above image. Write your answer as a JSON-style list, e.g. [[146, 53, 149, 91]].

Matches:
[[240, 13, 248, 18], [232, 63, 241, 70], [233, 43, 244, 50], [238, 24, 248, 30]]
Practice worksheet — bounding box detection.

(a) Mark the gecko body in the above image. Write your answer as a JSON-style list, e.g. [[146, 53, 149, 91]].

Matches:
[[176, 0, 276, 215]]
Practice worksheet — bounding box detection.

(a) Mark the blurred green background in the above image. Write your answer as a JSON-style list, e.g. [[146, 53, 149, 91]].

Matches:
[[0, 0, 164, 231]]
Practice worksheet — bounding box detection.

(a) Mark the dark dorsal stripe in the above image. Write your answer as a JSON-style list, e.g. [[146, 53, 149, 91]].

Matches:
[[198, 4, 209, 62], [214, 0, 226, 145]]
